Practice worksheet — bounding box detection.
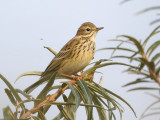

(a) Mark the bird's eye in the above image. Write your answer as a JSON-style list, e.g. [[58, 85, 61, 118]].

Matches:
[[86, 28, 90, 31]]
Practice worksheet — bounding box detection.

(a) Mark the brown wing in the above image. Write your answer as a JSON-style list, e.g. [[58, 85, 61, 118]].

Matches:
[[41, 37, 80, 77]]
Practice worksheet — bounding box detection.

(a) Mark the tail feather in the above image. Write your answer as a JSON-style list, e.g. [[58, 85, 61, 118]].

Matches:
[[24, 77, 48, 94]]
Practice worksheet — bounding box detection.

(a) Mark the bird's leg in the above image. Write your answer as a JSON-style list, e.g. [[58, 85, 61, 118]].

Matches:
[[61, 73, 76, 80], [61, 73, 85, 80], [80, 71, 93, 81], [61, 73, 82, 80], [61, 72, 93, 80]]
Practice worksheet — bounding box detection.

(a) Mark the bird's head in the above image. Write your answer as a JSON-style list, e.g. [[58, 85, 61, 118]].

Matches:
[[76, 22, 103, 37]]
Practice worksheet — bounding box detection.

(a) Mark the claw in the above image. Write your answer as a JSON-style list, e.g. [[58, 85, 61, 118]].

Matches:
[[61, 73, 93, 80]]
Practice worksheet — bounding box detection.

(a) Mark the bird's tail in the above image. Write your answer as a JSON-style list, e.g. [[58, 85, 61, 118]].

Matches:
[[24, 76, 49, 94]]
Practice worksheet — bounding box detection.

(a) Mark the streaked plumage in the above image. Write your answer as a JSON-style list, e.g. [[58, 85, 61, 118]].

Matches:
[[24, 22, 103, 93]]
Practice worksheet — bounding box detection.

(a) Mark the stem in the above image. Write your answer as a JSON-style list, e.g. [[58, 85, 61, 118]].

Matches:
[[20, 81, 77, 119], [142, 54, 160, 85]]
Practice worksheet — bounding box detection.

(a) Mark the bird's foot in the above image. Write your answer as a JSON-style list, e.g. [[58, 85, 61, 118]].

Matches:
[[61, 73, 93, 80]]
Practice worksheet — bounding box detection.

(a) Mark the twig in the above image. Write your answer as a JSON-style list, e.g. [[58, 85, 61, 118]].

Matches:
[[20, 80, 77, 119]]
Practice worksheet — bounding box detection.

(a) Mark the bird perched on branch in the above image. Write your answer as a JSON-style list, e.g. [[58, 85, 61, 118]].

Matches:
[[24, 22, 103, 93]]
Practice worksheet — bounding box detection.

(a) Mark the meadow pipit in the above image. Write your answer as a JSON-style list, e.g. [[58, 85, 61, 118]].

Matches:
[[25, 22, 103, 93]]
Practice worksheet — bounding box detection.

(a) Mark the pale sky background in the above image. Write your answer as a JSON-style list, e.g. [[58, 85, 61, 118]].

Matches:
[[0, 0, 160, 120]]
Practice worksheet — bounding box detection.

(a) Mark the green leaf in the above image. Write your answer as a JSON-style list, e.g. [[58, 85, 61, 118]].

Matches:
[[130, 51, 139, 62], [138, 62, 145, 71], [108, 39, 134, 45], [94, 93, 109, 108], [84, 62, 138, 75], [150, 18, 160, 25], [99, 85, 137, 118], [38, 111, 47, 120], [110, 41, 124, 58], [49, 85, 62, 91], [91, 91, 107, 120], [128, 87, 160, 92], [48, 102, 104, 109], [146, 40, 160, 58], [53, 92, 76, 120], [156, 60, 160, 66], [117, 35, 144, 54], [43, 105, 51, 115], [145, 92, 160, 99], [140, 99, 160, 119], [125, 70, 150, 77], [18, 99, 41, 105], [15, 89, 32, 99], [63, 94, 69, 102], [4, 89, 16, 106], [111, 55, 139, 62], [98, 47, 136, 53], [35, 72, 57, 106], [65, 83, 81, 111], [143, 25, 160, 48], [123, 79, 153, 87], [78, 79, 93, 120], [3, 106, 15, 120], [53, 111, 64, 120], [15, 71, 42, 83], [87, 82, 125, 120], [57, 105, 71, 120], [143, 112, 160, 119], [151, 53, 160, 62], [0, 74, 26, 113], [137, 6, 160, 15], [84, 59, 107, 76], [138, 58, 155, 71], [156, 66, 160, 75], [30, 115, 41, 120], [120, 0, 132, 4]]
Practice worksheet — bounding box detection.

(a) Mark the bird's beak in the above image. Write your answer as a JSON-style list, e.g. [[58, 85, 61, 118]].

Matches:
[[95, 27, 104, 31]]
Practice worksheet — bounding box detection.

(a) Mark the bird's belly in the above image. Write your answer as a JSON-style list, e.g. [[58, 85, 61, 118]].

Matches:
[[58, 50, 94, 75]]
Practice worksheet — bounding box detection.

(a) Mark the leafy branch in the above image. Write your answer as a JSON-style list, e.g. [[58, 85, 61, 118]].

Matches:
[[0, 46, 137, 120], [99, 25, 160, 119]]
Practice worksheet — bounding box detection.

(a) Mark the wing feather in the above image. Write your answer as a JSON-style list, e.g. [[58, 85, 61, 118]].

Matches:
[[41, 37, 80, 77]]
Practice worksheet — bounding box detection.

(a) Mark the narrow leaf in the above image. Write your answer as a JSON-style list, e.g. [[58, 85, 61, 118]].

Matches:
[[143, 25, 160, 48], [44, 46, 57, 56], [65, 83, 81, 111], [5, 89, 16, 106], [15, 89, 32, 99], [117, 35, 144, 54], [140, 100, 160, 119], [84, 62, 138, 75], [99, 84, 137, 117], [0, 74, 25, 113], [35, 72, 57, 106], [123, 79, 153, 87], [151, 53, 160, 62], [57, 105, 71, 120], [15, 71, 42, 83], [3, 106, 15, 120], [137, 6, 160, 15], [128, 87, 160, 92], [38, 111, 47, 120], [78, 79, 93, 120], [91, 91, 107, 120], [146, 40, 160, 58], [98, 47, 136, 53]]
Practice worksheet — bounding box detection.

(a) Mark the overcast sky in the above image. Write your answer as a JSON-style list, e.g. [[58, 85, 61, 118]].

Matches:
[[0, 0, 160, 120]]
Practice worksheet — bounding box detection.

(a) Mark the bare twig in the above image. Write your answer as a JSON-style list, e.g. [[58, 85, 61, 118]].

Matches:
[[20, 80, 77, 119]]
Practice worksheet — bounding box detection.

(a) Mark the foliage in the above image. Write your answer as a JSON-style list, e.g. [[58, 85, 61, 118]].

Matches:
[[99, 25, 160, 119], [0, 46, 136, 120]]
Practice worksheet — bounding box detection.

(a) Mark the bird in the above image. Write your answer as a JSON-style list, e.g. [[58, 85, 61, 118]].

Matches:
[[24, 22, 103, 93]]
